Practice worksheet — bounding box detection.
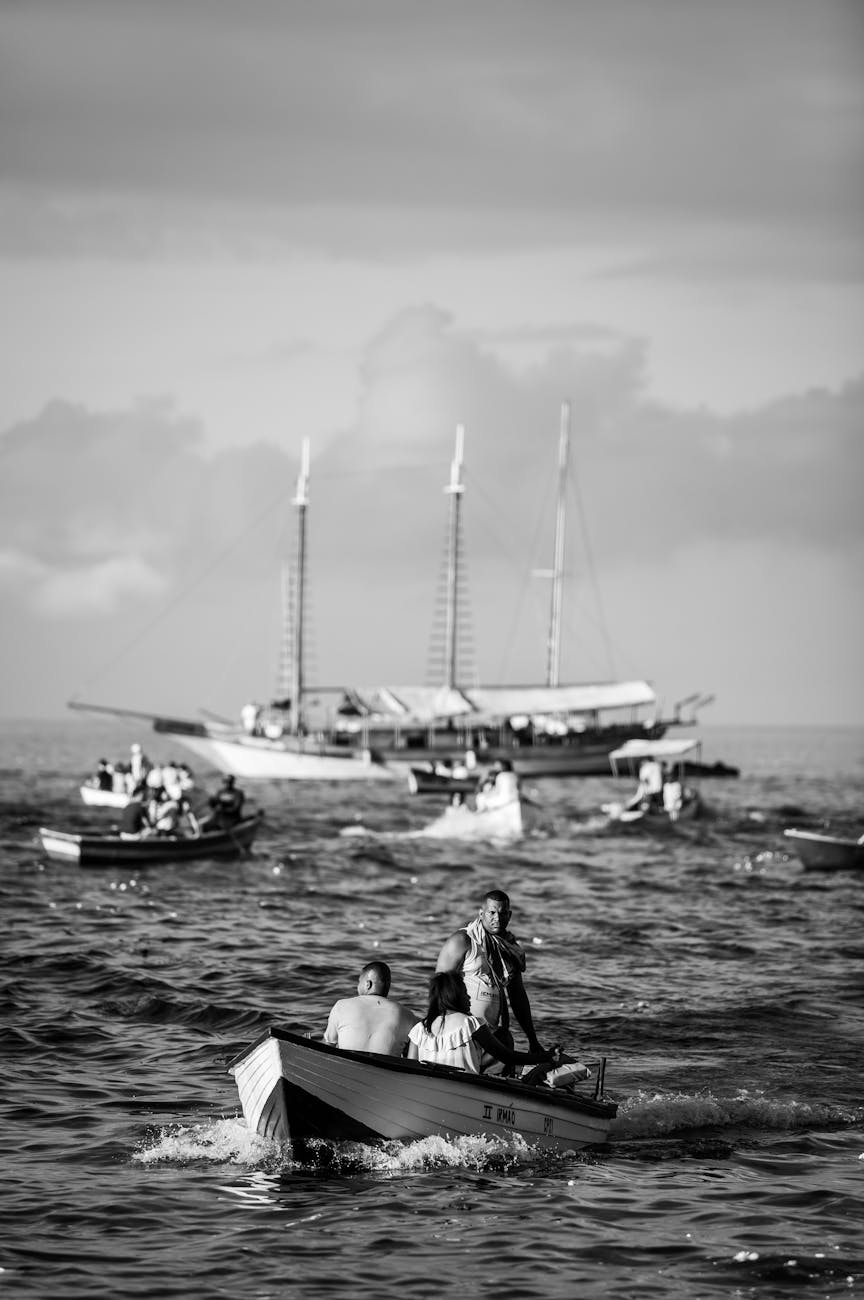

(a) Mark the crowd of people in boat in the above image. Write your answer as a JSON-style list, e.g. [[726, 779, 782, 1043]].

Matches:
[[321, 887, 588, 1090], [111, 759, 248, 842], [85, 744, 196, 799]]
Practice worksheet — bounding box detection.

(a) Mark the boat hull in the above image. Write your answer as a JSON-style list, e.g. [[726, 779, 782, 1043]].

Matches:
[[38, 813, 263, 866], [156, 731, 398, 781], [230, 1029, 616, 1153], [407, 767, 479, 796], [784, 828, 864, 871], [80, 785, 130, 809], [160, 724, 675, 782], [602, 795, 703, 826]]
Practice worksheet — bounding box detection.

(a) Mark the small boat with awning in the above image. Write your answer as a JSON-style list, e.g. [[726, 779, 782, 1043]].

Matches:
[[603, 737, 709, 824], [784, 828, 864, 871], [229, 1027, 616, 1156], [37, 812, 263, 866]]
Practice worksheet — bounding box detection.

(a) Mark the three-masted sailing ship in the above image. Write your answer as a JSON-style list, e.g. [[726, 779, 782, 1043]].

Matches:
[[71, 407, 706, 780]]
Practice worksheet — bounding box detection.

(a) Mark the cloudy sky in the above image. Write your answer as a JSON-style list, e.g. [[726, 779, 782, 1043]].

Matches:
[[1, 0, 862, 726]]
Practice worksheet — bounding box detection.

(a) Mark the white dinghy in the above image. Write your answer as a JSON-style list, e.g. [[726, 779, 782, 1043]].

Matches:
[[229, 1028, 616, 1157]]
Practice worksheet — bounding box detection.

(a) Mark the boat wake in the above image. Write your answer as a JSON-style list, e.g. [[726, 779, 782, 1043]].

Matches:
[[134, 1118, 558, 1173], [134, 1087, 862, 1175], [612, 1088, 861, 1140], [339, 817, 522, 845]]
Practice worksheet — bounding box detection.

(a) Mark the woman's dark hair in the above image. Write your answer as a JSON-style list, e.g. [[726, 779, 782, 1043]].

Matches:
[[423, 971, 470, 1031]]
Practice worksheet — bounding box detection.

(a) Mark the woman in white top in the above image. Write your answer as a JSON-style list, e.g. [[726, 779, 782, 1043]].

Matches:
[[407, 972, 557, 1075]]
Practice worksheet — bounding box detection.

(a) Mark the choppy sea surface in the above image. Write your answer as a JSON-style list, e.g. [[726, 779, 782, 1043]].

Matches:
[[2, 719, 863, 1299]]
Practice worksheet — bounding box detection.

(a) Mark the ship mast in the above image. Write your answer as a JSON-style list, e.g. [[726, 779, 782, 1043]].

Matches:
[[443, 424, 465, 692], [289, 438, 310, 736], [546, 401, 571, 688]]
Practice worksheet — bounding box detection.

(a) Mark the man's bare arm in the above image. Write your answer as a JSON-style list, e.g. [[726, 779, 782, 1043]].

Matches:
[[323, 1001, 342, 1045], [506, 971, 543, 1052], [435, 930, 470, 972]]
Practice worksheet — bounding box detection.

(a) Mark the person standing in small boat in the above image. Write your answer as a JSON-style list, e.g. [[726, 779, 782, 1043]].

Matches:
[[323, 961, 419, 1056], [407, 971, 556, 1075], [202, 775, 246, 829], [435, 888, 546, 1057]]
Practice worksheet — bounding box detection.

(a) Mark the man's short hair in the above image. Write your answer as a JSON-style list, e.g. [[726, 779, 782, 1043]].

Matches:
[[483, 888, 511, 909], [361, 960, 392, 995]]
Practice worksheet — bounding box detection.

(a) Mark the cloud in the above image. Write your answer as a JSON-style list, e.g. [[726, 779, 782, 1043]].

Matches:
[[0, 307, 860, 719], [0, 546, 167, 616], [2, 310, 860, 610], [0, 1, 861, 276], [33, 555, 168, 616]]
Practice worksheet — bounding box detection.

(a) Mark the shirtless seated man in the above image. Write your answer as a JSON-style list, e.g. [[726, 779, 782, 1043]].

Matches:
[[323, 961, 419, 1056]]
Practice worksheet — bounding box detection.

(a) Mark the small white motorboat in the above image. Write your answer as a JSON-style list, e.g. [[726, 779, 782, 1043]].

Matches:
[[229, 1028, 616, 1156]]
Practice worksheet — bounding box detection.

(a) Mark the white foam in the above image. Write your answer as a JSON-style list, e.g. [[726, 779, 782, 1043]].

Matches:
[[611, 1088, 853, 1138]]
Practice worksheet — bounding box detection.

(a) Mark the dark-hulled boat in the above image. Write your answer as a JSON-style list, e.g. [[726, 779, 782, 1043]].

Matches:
[[38, 812, 263, 866], [784, 827, 864, 871], [229, 1027, 616, 1155]]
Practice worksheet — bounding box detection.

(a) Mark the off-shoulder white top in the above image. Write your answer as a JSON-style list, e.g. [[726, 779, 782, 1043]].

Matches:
[[408, 1011, 484, 1072]]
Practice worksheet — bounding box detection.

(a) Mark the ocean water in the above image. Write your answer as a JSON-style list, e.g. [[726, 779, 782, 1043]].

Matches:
[[2, 719, 863, 1299]]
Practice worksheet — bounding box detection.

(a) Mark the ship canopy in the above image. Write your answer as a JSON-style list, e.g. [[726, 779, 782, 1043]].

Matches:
[[336, 679, 657, 726]]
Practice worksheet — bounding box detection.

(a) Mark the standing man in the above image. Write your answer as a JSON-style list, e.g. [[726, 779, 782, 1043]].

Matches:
[[323, 961, 419, 1056], [435, 888, 546, 1054], [205, 774, 245, 828]]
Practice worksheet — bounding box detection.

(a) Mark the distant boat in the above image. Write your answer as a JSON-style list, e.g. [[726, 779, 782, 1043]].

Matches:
[[602, 737, 708, 825], [70, 412, 710, 781], [784, 828, 864, 871], [407, 763, 481, 796], [229, 1027, 616, 1156], [38, 813, 263, 866], [80, 783, 130, 809]]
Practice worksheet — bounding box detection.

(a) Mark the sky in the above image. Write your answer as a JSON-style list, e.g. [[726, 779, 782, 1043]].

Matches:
[[1, 0, 862, 726]]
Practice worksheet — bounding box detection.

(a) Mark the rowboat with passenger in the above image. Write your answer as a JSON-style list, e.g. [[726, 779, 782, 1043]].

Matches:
[[229, 1027, 616, 1157]]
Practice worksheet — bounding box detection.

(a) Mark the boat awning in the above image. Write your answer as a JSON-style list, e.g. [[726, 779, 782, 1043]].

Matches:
[[609, 737, 701, 762], [465, 681, 657, 717], [339, 680, 657, 724], [336, 685, 476, 721]]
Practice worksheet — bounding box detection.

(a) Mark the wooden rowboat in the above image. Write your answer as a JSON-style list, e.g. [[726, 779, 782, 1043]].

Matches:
[[38, 812, 263, 866], [229, 1027, 616, 1156], [407, 765, 480, 796], [784, 828, 864, 871]]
